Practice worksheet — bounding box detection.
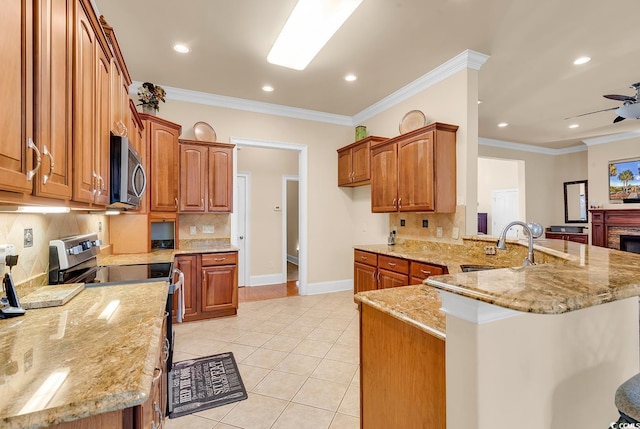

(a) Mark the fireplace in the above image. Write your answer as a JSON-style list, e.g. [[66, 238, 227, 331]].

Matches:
[[620, 235, 640, 254]]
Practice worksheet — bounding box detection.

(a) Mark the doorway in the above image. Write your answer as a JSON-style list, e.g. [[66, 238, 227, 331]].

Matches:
[[491, 189, 520, 238], [230, 137, 308, 295], [236, 173, 249, 286], [283, 176, 299, 285]]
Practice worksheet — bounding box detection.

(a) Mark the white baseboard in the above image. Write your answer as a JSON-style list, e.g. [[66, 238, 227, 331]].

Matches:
[[302, 279, 353, 295], [287, 254, 299, 265], [248, 273, 286, 287]]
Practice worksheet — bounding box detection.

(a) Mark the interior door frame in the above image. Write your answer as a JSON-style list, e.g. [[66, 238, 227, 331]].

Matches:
[[230, 137, 309, 295], [236, 172, 250, 287], [282, 175, 299, 285]]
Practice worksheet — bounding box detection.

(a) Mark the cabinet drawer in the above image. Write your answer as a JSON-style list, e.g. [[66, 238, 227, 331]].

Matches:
[[378, 255, 409, 274], [354, 250, 377, 267], [201, 252, 237, 266], [410, 261, 445, 279]]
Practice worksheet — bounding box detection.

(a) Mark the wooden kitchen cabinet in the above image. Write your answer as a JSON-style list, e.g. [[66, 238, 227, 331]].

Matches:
[[179, 140, 234, 213], [360, 303, 445, 429], [337, 136, 386, 187], [143, 115, 181, 212], [72, 0, 111, 206], [354, 250, 378, 293], [378, 254, 410, 289], [173, 255, 199, 322], [371, 123, 458, 213], [410, 261, 445, 285], [544, 232, 588, 244], [173, 252, 238, 322]]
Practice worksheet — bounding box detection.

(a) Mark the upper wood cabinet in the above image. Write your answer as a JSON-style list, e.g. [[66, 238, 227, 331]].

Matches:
[[100, 16, 131, 137], [337, 136, 386, 187], [371, 123, 458, 213], [72, 0, 111, 206], [179, 140, 234, 213], [142, 115, 181, 212]]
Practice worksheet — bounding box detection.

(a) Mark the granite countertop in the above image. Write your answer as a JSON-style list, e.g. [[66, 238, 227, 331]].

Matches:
[[356, 236, 640, 316], [355, 285, 445, 340], [99, 239, 238, 266], [0, 281, 169, 429]]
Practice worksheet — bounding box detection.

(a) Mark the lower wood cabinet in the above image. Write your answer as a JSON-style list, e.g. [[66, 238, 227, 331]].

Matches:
[[354, 249, 447, 292], [173, 252, 238, 322], [360, 303, 445, 428], [544, 232, 588, 244]]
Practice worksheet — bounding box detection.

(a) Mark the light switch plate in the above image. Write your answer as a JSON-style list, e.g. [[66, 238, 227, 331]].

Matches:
[[436, 227, 443, 238], [190, 226, 197, 235], [452, 227, 460, 239], [203, 225, 215, 234]]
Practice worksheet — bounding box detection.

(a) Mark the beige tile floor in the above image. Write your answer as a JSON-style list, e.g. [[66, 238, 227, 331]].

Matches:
[[166, 290, 360, 429]]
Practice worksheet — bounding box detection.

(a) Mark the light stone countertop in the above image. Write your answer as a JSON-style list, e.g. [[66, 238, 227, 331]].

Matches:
[[98, 239, 238, 266], [355, 236, 640, 317], [0, 281, 169, 429]]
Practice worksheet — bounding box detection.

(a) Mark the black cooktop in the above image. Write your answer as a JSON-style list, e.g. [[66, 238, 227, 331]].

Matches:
[[62, 262, 173, 286]]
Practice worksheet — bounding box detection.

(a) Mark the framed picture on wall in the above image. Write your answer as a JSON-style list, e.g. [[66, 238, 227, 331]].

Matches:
[[609, 158, 640, 202]]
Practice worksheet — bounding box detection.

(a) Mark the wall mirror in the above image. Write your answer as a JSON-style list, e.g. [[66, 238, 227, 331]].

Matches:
[[564, 180, 588, 223]]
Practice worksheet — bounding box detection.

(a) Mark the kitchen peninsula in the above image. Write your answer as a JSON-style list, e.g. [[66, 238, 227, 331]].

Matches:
[[355, 237, 640, 429]]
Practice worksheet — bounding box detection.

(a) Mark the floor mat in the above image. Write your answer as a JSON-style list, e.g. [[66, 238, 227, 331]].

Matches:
[[169, 352, 248, 418]]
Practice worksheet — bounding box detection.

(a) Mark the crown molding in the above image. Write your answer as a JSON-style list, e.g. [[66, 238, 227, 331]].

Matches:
[[582, 130, 640, 146], [352, 49, 490, 124], [479, 137, 587, 156], [130, 49, 489, 128], [130, 81, 353, 126]]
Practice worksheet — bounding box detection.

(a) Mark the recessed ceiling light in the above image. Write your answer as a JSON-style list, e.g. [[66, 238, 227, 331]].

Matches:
[[173, 44, 190, 54], [267, 0, 363, 70], [344, 74, 357, 82], [497, 122, 508, 128], [573, 56, 591, 65], [569, 124, 579, 129], [262, 85, 274, 92], [477, 100, 482, 104]]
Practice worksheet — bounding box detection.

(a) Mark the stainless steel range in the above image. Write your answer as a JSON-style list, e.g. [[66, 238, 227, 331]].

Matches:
[[48, 232, 178, 370]]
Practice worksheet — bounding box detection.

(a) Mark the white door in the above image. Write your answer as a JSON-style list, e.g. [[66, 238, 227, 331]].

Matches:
[[491, 189, 519, 237], [237, 174, 249, 286]]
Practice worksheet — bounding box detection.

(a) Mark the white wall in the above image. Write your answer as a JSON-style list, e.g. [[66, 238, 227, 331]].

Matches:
[[477, 157, 523, 235]]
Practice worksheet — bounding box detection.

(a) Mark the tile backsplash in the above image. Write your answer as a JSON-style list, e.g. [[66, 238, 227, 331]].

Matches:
[[178, 214, 230, 240], [0, 213, 109, 285], [389, 205, 466, 243]]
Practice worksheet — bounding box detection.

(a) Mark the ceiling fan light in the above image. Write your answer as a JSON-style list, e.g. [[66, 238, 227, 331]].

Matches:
[[616, 103, 640, 119], [267, 0, 363, 70]]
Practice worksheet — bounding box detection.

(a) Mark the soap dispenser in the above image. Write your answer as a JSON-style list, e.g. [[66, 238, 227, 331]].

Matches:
[[1, 254, 25, 319]]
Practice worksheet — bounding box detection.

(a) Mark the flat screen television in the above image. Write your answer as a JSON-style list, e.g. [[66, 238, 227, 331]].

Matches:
[[609, 158, 640, 202]]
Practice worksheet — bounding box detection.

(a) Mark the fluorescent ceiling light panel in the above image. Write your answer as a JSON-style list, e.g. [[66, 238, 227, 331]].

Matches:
[[268, 0, 363, 70]]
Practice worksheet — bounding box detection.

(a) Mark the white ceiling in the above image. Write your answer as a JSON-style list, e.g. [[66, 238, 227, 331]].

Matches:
[[94, 0, 640, 150]]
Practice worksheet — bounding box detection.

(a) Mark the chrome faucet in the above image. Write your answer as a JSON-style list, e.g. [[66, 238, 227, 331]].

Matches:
[[496, 221, 537, 266]]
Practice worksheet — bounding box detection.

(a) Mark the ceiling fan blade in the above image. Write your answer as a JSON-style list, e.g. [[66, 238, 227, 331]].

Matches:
[[604, 94, 635, 102], [564, 106, 619, 120], [613, 116, 626, 123]]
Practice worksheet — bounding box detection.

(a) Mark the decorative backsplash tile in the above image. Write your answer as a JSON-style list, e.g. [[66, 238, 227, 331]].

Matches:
[[389, 206, 466, 243], [178, 214, 230, 240], [0, 213, 109, 286]]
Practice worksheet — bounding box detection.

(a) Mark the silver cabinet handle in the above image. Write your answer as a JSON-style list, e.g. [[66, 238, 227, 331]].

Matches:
[[92, 171, 98, 195], [209, 198, 213, 207], [420, 269, 432, 275], [214, 257, 225, 262], [387, 262, 396, 267], [42, 144, 54, 184], [175, 197, 178, 208], [152, 367, 163, 385], [163, 337, 170, 363], [392, 198, 396, 209], [398, 198, 402, 208], [26, 138, 41, 181], [201, 198, 204, 207]]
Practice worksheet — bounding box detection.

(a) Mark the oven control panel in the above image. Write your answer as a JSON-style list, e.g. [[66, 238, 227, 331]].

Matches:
[[50, 233, 102, 270]]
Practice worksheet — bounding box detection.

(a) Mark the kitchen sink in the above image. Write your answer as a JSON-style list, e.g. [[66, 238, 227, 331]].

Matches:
[[460, 264, 505, 272]]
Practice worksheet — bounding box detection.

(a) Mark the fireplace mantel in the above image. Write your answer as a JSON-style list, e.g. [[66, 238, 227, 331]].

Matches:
[[589, 208, 640, 248]]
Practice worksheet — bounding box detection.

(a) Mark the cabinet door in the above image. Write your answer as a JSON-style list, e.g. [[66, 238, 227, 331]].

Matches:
[[179, 144, 207, 212], [398, 131, 434, 212], [337, 148, 352, 186], [201, 265, 237, 312], [109, 58, 123, 134], [173, 255, 198, 321], [354, 262, 377, 293], [93, 43, 110, 206], [33, 0, 73, 199], [371, 143, 398, 213], [351, 140, 371, 183], [410, 261, 445, 285], [149, 121, 179, 211], [207, 145, 233, 212], [72, 1, 96, 203], [378, 269, 408, 289], [0, 0, 33, 194]]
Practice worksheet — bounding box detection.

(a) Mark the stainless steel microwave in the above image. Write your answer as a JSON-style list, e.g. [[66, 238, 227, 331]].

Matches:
[[109, 136, 146, 208]]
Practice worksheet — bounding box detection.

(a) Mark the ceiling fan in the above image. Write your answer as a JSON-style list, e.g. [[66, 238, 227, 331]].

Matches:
[[566, 82, 640, 123]]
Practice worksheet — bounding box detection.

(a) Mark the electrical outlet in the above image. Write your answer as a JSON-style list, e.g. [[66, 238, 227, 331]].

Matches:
[[452, 227, 460, 239], [203, 225, 215, 234], [422, 219, 428, 228], [190, 226, 197, 235], [24, 228, 33, 248], [98, 221, 103, 232], [400, 219, 405, 227], [436, 227, 443, 238], [484, 246, 497, 256]]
